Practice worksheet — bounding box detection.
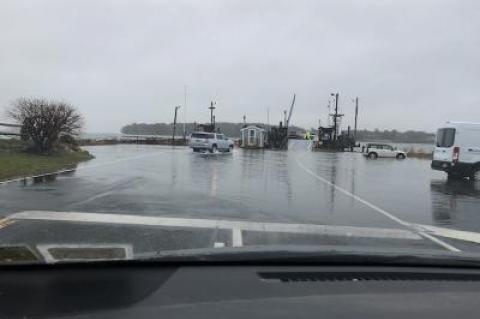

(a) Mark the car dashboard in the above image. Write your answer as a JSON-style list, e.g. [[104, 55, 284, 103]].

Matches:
[[2, 262, 480, 318]]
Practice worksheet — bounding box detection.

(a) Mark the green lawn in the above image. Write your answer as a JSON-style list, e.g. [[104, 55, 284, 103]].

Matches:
[[0, 140, 94, 181]]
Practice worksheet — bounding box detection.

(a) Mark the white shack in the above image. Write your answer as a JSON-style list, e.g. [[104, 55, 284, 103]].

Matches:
[[240, 125, 265, 148]]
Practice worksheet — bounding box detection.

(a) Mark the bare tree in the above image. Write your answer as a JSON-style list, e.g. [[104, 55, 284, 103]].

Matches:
[[8, 98, 83, 153]]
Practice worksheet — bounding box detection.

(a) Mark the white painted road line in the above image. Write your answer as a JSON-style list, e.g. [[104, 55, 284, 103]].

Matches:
[[36, 244, 134, 263], [232, 229, 243, 247], [67, 190, 118, 208], [415, 224, 480, 244], [0, 218, 15, 230], [8, 211, 423, 241], [294, 156, 461, 252]]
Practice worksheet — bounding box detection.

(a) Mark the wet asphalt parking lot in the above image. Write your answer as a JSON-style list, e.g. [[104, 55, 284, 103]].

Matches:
[[1, 141, 480, 259]]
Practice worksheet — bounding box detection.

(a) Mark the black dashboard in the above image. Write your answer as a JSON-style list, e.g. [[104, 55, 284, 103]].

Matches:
[[2, 263, 480, 318]]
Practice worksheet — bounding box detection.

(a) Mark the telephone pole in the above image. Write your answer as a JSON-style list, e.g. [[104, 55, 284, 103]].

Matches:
[[183, 86, 187, 140], [172, 105, 181, 144], [209, 101, 216, 131], [267, 107, 270, 130], [330, 93, 339, 140], [354, 97, 359, 139]]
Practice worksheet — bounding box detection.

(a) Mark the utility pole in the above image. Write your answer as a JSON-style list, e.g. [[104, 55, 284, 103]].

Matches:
[[330, 93, 339, 140], [327, 100, 332, 127], [267, 107, 270, 130], [329, 92, 345, 141], [209, 101, 216, 131], [354, 97, 359, 139], [183, 86, 187, 140], [172, 105, 181, 144]]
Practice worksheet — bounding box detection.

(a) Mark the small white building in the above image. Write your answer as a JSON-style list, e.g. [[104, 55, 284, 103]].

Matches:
[[240, 125, 265, 148]]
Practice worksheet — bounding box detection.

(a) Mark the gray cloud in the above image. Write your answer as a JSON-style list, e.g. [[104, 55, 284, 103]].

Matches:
[[1, 0, 479, 133]]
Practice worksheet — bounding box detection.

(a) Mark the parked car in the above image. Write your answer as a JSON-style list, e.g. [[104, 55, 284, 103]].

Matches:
[[189, 132, 234, 153], [363, 143, 407, 159], [431, 122, 480, 179]]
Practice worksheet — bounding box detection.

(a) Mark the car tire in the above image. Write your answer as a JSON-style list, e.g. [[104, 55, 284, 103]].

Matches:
[[227, 145, 234, 152], [368, 152, 378, 159], [448, 172, 463, 180], [209, 145, 217, 153], [468, 169, 480, 181], [396, 153, 406, 159], [192, 148, 199, 153]]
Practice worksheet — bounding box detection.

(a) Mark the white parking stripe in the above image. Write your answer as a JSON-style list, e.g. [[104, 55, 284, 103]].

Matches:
[[232, 229, 243, 247], [415, 224, 480, 244], [294, 156, 461, 252], [8, 211, 423, 241], [36, 244, 134, 263], [68, 190, 118, 207]]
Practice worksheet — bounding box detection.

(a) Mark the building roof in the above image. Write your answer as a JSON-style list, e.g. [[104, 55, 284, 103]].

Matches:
[[241, 125, 265, 131]]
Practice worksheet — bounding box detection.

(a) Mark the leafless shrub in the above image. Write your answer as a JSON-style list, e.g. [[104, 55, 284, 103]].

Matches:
[[8, 98, 83, 153]]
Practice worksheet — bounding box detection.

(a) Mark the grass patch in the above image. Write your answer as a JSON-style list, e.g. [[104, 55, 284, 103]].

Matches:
[[403, 146, 433, 160], [407, 151, 433, 159], [0, 139, 29, 153], [0, 139, 94, 181]]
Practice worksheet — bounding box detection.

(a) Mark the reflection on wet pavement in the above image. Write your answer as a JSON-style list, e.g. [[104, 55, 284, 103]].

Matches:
[[1, 142, 480, 235], [430, 179, 480, 231]]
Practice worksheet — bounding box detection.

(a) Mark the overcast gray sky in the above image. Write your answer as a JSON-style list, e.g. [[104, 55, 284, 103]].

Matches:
[[1, 0, 479, 133]]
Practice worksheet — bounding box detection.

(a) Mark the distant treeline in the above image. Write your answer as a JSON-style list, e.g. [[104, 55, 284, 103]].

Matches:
[[121, 122, 435, 143], [121, 122, 306, 138], [354, 129, 435, 143]]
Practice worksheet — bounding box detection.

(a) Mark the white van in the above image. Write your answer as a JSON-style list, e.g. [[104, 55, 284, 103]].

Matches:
[[431, 122, 480, 179]]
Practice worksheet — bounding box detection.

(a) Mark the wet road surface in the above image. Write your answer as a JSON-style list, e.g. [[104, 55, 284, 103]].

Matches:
[[1, 141, 480, 259]]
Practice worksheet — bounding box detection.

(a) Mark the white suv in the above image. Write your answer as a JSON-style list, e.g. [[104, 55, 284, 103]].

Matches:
[[364, 143, 407, 159], [190, 132, 234, 153]]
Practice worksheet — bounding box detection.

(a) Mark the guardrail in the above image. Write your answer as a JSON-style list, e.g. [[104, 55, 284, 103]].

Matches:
[[0, 122, 21, 136]]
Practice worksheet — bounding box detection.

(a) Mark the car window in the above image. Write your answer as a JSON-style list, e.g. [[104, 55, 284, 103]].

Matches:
[[436, 128, 456, 147], [192, 133, 215, 139], [1, 0, 480, 270]]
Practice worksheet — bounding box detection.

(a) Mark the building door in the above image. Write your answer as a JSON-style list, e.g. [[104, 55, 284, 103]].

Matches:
[[249, 129, 255, 145]]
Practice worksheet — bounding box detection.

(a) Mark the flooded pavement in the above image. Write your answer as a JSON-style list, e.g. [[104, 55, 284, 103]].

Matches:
[[1, 141, 480, 257]]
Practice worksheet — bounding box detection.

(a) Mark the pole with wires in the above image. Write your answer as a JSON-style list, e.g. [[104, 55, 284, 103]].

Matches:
[[172, 105, 181, 145], [183, 86, 187, 140], [354, 97, 359, 140]]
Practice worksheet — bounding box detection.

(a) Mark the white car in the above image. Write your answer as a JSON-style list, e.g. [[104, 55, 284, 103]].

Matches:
[[431, 122, 480, 179], [364, 143, 407, 159], [189, 132, 234, 153]]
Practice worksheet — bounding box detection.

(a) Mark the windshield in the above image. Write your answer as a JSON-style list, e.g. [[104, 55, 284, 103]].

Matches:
[[1, 1, 480, 265], [436, 128, 456, 148], [192, 133, 215, 139]]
